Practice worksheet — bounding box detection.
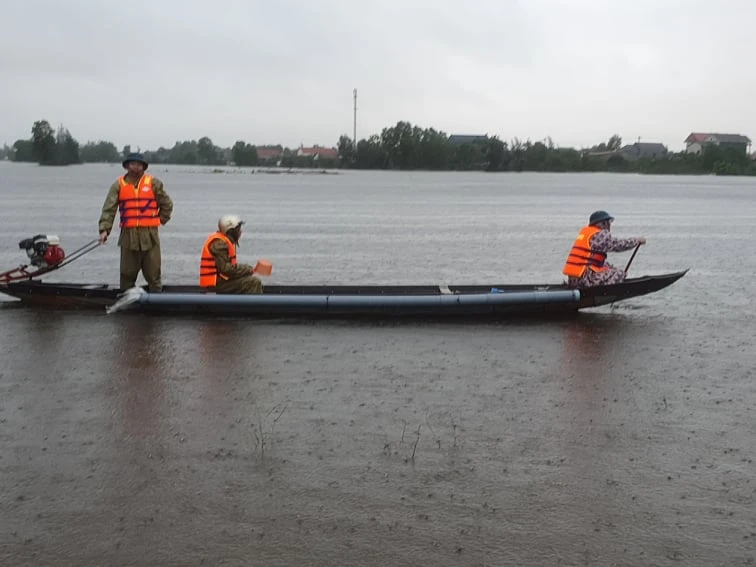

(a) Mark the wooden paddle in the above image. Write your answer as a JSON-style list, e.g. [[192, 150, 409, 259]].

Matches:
[[623, 243, 642, 274]]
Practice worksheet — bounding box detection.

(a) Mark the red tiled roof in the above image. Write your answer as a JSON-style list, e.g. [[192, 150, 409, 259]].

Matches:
[[299, 146, 338, 159], [685, 132, 751, 144], [256, 148, 282, 159], [315, 148, 338, 159], [685, 133, 709, 143]]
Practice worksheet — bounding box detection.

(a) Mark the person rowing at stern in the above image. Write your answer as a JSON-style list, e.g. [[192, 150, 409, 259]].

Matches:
[[563, 210, 646, 288]]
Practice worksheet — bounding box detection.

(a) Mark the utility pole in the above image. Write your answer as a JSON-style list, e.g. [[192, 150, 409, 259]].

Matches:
[[353, 88, 358, 156]]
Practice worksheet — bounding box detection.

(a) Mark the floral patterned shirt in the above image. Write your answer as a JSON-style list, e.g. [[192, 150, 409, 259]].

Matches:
[[567, 229, 642, 287]]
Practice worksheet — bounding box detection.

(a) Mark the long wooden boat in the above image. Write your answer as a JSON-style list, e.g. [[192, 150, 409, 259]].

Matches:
[[0, 271, 688, 320]]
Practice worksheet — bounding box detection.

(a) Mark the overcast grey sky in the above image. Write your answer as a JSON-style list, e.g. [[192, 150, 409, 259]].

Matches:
[[2, 0, 754, 152]]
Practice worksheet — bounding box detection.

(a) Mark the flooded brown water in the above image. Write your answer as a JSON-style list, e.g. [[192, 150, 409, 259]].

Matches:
[[1, 163, 755, 566]]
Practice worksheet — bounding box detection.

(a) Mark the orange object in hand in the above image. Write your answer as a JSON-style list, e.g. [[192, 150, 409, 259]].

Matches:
[[253, 259, 273, 276]]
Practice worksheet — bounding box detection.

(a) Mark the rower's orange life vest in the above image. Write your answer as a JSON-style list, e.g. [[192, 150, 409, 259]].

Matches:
[[199, 232, 237, 287], [118, 175, 160, 228], [562, 225, 608, 277]]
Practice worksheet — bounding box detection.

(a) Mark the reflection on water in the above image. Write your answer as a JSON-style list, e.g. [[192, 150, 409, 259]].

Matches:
[[108, 317, 174, 440], [179, 319, 264, 428], [559, 314, 627, 379], [97, 317, 269, 541], [102, 317, 269, 463], [195, 319, 256, 371], [555, 311, 663, 433], [19, 308, 70, 356]]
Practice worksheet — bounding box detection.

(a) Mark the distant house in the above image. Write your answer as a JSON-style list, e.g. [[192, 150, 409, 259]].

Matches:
[[296, 145, 339, 160], [256, 147, 283, 163], [448, 134, 489, 145], [751, 151, 756, 161], [685, 133, 751, 155], [619, 142, 668, 161]]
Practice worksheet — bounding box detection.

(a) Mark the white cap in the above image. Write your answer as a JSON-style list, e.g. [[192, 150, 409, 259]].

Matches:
[[218, 215, 244, 234]]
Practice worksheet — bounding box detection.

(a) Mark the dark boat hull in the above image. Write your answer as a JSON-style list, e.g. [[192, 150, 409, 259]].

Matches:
[[0, 271, 688, 320]]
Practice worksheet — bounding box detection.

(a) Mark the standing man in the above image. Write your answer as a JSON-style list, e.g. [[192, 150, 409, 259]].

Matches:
[[98, 152, 173, 291]]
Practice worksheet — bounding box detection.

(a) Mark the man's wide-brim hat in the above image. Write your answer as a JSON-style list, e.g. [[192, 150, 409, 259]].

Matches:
[[589, 210, 614, 225], [122, 152, 148, 170]]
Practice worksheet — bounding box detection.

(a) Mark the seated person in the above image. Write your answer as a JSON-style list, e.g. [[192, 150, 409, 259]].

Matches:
[[199, 215, 263, 294], [563, 210, 646, 288]]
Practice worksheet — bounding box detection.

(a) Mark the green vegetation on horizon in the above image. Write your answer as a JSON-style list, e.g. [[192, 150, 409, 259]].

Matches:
[[5, 119, 755, 176], [8, 120, 82, 166]]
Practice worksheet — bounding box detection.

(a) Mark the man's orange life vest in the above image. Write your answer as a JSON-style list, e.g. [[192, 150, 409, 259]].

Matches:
[[199, 232, 237, 287], [118, 175, 160, 228], [562, 225, 608, 277]]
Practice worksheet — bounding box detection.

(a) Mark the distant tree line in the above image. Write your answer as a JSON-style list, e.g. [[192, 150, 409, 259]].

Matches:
[[336, 123, 756, 176], [6, 118, 755, 176], [599, 143, 755, 176], [9, 120, 337, 169], [9, 120, 82, 165]]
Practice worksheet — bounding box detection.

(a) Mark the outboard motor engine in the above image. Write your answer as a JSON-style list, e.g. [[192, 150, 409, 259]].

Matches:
[[18, 234, 66, 267]]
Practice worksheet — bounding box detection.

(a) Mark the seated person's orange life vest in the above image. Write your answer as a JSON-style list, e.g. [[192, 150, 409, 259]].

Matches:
[[199, 232, 237, 287], [563, 225, 608, 277]]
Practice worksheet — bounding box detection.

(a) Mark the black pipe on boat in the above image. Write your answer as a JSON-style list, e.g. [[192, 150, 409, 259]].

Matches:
[[117, 288, 581, 315]]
